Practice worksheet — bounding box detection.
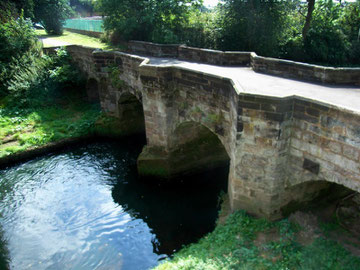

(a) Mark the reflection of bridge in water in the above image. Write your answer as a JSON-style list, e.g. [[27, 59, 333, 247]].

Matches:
[[54, 42, 360, 220], [111, 163, 228, 255]]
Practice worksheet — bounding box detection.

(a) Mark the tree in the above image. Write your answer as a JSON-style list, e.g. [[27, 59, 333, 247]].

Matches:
[[95, 0, 202, 43], [70, 0, 95, 17], [4, 0, 73, 35], [217, 0, 291, 56], [34, 0, 73, 35], [302, 0, 315, 41]]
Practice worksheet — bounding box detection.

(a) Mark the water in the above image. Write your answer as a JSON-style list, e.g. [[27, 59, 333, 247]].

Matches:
[[0, 138, 228, 270]]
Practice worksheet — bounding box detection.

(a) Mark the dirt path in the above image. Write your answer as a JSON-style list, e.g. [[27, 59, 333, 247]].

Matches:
[[39, 37, 71, 47]]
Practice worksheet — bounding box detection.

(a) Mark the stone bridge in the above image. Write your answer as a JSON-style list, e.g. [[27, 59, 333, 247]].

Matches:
[[60, 42, 360, 219]]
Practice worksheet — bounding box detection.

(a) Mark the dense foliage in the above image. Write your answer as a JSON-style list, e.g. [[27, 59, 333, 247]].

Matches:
[[96, 0, 360, 66], [217, 0, 293, 57], [34, 0, 73, 35], [4, 0, 73, 35], [70, 0, 95, 17], [0, 15, 102, 158], [95, 0, 202, 43]]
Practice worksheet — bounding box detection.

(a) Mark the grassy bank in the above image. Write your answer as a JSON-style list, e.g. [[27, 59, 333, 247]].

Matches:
[[0, 93, 101, 159], [155, 209, 360, 270], [36, 29, 110, 49]]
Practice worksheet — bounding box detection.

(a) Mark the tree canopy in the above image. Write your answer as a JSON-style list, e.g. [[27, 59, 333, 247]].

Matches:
[[95, 0, 202, 42], [4, 0, 73, 35]]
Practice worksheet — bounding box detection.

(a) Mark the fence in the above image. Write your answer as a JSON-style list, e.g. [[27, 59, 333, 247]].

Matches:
[[64, 18, 104, 33]]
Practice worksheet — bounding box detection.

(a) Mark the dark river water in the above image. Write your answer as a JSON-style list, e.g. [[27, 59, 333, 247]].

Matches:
[[0, 138, 228, 270]]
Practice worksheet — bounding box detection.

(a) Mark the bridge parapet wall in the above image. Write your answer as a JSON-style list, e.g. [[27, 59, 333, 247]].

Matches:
[[251, 55, 360, 85], [128, 40, 179, 58], [177, 46, 251, 66], [66, 45, 98, 79], [128, 40, 360, 85]]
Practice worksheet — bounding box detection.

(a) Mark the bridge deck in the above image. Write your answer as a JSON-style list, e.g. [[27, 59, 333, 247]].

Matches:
[[148, 57, 360, 114]]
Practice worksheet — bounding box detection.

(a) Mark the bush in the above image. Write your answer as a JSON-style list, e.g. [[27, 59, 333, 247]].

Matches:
[[217, 0, 295, 57], [34, 0, 73, 35], [0, 15, 41, 96], [303, 0, 350, 65], [0, 15, 39, 63]]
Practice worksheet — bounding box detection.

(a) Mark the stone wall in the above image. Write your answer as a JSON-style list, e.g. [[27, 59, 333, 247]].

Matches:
[[285, 100, 360, 204], [178, 46, 251, 66], [61, 44, 360, 220], [229, 94, 360, 218], [128, 40, 360, 85], [230, 94, 294, 218], [128, 40, 179, 58], [64, 28, 102, 38], [251, 55, 360, 85]]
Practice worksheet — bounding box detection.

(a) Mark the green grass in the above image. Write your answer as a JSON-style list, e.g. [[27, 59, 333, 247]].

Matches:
[[0, 93, 101, 158], [155, 211, 360, 270], [35, 29, 116, 49]]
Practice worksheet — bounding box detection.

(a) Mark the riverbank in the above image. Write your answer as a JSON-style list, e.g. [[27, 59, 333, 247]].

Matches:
[[0, 88, 128, 169], [154, 195, 360, 270]]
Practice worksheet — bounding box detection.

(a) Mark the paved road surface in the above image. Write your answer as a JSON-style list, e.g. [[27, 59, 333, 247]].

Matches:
[[148, 57, 360, 113]]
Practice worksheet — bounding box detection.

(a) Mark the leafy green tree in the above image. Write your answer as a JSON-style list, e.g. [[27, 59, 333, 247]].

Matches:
[[95, 0, 202, 43], [70, 0, 96, 17], [180, 7, 220, 48], [304, 0, 349, 64], [0, 15, 41, 96], [0, 15, 39, 64], [217, 0, 292, 56], [302, 0, 315, 41], [34, 0, 73, 35], [340, 0, 360, 64]]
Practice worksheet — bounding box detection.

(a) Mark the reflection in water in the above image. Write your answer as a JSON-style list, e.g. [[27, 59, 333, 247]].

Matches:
[[0, 138, 228, 270]]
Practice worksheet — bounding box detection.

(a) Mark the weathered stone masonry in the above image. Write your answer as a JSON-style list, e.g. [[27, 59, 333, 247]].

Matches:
[[62, 44, 360, 220]]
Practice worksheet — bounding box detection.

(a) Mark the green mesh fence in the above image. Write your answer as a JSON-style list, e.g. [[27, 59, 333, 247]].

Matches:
[[64, 19, 104, 33]]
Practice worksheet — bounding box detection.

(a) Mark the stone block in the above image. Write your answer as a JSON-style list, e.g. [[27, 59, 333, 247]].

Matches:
[[343, 144, 359, 161]]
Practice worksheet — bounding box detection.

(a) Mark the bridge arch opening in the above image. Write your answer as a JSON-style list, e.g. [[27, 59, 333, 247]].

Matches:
[[117, 92, 145, 136], [169, 121, 230, 178], [137, 121, 230, 186], [281, 180, 360, 238], [86, 78, 100, 103], [281, 180, 358, 217]]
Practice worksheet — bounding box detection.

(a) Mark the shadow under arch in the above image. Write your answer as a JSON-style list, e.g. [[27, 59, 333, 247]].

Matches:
[[168, 121, 230, 178], [116, 92, 145, 136], [86, 78, 100, 103], [138, 120, 230, 182], [281, 180, 355, 217]]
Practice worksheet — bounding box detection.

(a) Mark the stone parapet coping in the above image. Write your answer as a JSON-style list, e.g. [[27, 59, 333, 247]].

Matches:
[[64, 45, 360, 114], [128, 40, 360, 86]]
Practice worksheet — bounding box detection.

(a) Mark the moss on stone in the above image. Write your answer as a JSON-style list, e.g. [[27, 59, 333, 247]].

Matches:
[[137, 146, 171, 179]]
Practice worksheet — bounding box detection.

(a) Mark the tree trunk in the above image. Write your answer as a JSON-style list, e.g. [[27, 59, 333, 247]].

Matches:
[[302, 0, 315, 41]]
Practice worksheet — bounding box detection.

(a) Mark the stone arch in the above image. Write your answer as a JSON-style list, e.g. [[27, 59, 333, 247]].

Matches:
[[116, 92, 145, 136], [86, 78, 100, 103], [168, 121, 230, 177], [281, 179, 356, 216], [171, 120, 231, 158], [137, 120, 231, 180]]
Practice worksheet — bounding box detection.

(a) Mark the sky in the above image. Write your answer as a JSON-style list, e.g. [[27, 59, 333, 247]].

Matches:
[[203, 0, 220, 7]]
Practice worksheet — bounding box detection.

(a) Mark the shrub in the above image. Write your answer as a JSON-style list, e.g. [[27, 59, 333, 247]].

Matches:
[[303, 0, 350, 65], [34, 0, 73, 35], [0, 15, 41, 96]]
